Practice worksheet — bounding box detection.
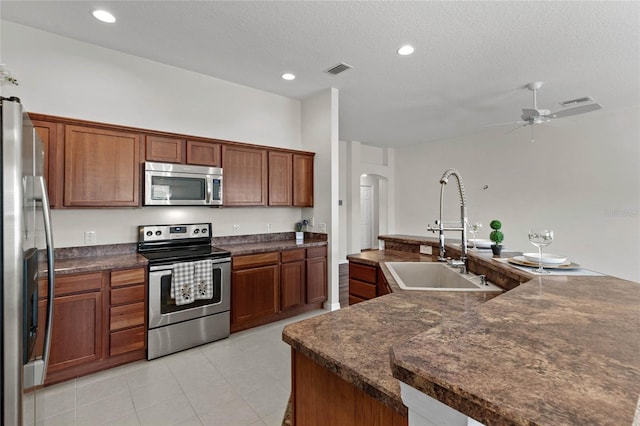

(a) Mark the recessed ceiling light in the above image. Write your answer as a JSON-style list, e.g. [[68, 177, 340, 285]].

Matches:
[[92, 10, 116, 23], [281, 73, 296, 81], [397, 45, 415, 56]]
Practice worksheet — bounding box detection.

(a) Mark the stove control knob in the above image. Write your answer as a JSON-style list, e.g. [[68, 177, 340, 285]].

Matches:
[[155, 231, 162, 236], [146, 231, 153, 237], [194, 229, 200, 234], [201, 228, 208, 234]]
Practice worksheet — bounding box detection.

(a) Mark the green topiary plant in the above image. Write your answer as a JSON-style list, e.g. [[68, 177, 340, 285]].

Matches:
[[489, 220, 504, 244], [489, 220, 504, 255]]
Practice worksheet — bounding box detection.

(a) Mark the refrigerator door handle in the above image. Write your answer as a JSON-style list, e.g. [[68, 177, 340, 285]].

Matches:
[[35, 175, 55, 385]]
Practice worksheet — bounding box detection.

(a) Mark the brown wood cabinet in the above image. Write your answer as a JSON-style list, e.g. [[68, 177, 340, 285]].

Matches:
[[37, 267, 147, 385], [231, 245, 327, 332], [32, 119, 62, 207], [186, 140, 221, 167], [293, 153, 314, 207], [45, 272, 106, 376], [268, 151, 293, 206], [231, 252, 280, 328], [306, 246, 328, 304], [291, 349, 407, 426], [348, 261, 392, 304], [28, 112, 315, 209], [64, 125, 142, 207], [222, 145, 268, 206], [109, 268, 146, 357], [145, 135, 184, 163], [281, 249, 306, 309]]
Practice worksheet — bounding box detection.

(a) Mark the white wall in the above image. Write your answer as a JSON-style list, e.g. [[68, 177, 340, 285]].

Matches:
[[301, 88, 340, 310], [394, 107, 640, 282], [1, 21, 304, 246], [343, 141, 395, 258]]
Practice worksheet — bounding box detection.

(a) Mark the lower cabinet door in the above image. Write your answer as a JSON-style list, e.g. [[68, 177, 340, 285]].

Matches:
[[231, 265, 279, 325], [306, 257, 327, 304], [47, 291, 104, 373], [281, 261, 305, 309]]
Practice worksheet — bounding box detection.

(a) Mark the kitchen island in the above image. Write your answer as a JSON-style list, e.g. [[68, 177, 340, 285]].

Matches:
[[282, 235, 640, 425]]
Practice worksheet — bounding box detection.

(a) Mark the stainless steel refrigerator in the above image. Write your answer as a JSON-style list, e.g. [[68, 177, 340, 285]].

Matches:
[[1, 97, 55, 425]]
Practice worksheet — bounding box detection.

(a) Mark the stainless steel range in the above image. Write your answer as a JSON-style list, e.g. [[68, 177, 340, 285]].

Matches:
[[137, 223, 230, 360]]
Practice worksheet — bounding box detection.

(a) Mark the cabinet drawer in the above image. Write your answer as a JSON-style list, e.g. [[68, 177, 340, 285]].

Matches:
[[110, 285, 145, 305], [306, 246, 327, 259], [349, 263, 377, 284], [281, 248, 306, 263], [54, 272, 104, 297], [233, 252, 279, 270], [110, 326, 145, 356], [349, 279, 377, 299], [111, 268, 145, 287], [110, 302, 145, 331]]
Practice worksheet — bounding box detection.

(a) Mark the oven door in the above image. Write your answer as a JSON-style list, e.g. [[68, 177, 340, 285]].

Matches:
[[148, 258, 230, 329]]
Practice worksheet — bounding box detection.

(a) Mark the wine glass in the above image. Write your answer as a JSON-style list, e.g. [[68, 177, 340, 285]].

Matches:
[[528, 229, 554, 273], [469, 222, 482, 249]]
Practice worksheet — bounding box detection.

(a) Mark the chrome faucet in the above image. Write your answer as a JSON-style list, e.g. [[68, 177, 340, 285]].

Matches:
[[427, 169, 468, 270]]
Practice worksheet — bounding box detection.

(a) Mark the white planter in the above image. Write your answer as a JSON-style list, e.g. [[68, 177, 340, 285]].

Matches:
[[295, 231, 304, 244]]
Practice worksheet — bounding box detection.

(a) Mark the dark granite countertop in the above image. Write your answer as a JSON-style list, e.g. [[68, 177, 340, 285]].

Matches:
[[40, 243, 147, 276], [284, 246, 500, 415], [391, 274, 640, 425], [282, 290, 496, 415], [285, 235, 640, 424], [214, 238, 327, 256], [51, 253, 148, 275]]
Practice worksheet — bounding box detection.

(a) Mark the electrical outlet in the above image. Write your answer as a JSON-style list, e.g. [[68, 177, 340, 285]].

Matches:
[[233, 224, 240, 234], [308, 217, 315, 227], [84, 231, 97, 245], [319, 223, 327, 233], [267, 223, 272, 232]]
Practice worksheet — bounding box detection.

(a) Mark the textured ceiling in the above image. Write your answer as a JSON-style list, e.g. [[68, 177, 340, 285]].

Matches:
[[2, 1, 639, 147]]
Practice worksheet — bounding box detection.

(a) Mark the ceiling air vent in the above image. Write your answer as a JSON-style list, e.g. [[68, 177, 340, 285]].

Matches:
[[325, 62, 352, 75]]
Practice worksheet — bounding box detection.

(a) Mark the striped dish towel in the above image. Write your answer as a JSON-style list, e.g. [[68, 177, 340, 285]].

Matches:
[[171, 262, 195, 306], [194, 259, 213, 300]]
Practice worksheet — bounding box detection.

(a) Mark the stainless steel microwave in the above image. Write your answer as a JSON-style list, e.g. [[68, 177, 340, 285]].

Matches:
[[144, 162, 223, 206]]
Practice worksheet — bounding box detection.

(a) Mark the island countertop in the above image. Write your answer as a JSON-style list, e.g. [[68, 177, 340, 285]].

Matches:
[[391, 273, 640, 425], [284, 236, 640, 425]]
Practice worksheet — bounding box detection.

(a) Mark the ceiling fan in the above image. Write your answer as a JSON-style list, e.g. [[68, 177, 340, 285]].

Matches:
[[495, 81, 602, 141]]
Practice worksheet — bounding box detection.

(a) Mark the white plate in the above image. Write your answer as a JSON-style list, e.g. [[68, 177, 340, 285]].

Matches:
[[466, 239, 493, 249], [523, 253, 568, 264]]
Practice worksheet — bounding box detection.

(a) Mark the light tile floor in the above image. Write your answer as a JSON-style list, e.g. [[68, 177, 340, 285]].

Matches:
[[35, 309, 325, 426]]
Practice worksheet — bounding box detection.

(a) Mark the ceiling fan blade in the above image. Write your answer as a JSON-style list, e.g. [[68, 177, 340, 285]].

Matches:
[[483, 120, 526, 128], [550, 103, 602, 118], [505, 122, 530, 135]]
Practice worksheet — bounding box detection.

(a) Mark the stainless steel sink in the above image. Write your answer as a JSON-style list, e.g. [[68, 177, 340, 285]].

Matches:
[[385, 262, 502, 292]]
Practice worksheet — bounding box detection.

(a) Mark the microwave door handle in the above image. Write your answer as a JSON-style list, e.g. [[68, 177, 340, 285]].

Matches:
[[35, 176, 55, 385], [206, 179, 213, 204]]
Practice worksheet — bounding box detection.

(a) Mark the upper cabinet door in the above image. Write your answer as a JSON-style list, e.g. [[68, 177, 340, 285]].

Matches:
[[186, 140, 221, 167], [64, 125, 141, 207], [32, 120, 61, 208], [145, 135, 184, 163], [293, 153, 314, 207], [268, 151, 292, 206], [222, 145, 268, 206]]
